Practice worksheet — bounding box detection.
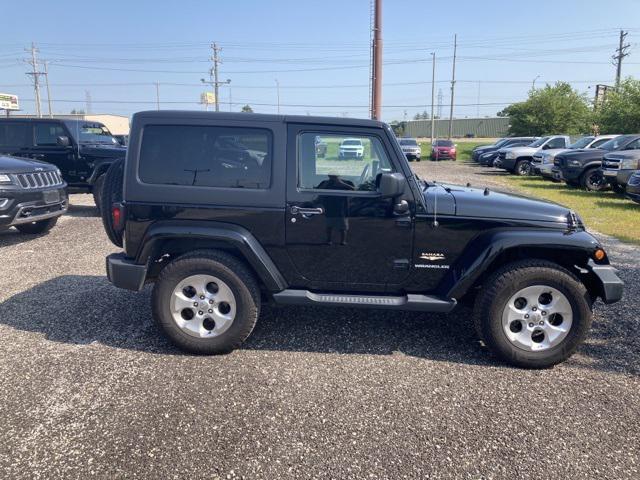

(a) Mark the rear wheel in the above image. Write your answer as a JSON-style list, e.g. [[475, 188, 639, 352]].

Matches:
[[473, 260, 592, 369], [15, 216, 58, 234], [100, 159, 124, 247], [581, 167, 606, 191], [152, 250, 260, 354]]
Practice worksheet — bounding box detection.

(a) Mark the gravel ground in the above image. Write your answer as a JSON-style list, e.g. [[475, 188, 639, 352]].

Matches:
[[0, 162, 638, 479]]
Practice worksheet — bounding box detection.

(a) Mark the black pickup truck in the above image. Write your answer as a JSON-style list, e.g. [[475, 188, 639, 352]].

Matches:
[[0, 118, 126, 210], [101, 111, 623, 369]]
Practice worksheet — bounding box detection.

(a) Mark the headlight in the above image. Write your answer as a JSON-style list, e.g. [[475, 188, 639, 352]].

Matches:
[[0, 174, 13, 184], [620, 158, 639, 169], [569, 160, 581, 166]]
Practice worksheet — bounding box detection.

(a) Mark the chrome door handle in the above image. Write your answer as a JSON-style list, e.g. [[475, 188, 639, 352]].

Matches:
[[290, 206, 324, 218]]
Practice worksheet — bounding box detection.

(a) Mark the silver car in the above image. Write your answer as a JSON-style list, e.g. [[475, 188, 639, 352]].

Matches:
[[398, 137, 422, 162]]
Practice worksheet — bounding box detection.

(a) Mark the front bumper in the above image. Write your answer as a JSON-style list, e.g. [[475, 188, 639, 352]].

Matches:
[[403, 151, 421, 160], [106, 252, 148, 291], [0, 186, 68, 228], [602, 168, 635, 188], [558, 166, 583, 182], [588, 260, 624, 304], [339, 150, 364, 158]]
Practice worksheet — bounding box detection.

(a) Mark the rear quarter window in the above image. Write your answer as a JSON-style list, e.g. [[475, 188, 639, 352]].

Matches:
[[138, 125, 272, 189], [0, 123, 32, 148]]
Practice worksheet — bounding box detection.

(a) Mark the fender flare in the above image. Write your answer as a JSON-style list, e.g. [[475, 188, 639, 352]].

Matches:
[[88, 158, 121, 184], [437, 228, 600, 300], [136, 220, 287, 292]]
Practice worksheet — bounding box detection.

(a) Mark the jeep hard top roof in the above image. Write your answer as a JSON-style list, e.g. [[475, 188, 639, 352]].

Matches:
[[132, 110, 387, 128]]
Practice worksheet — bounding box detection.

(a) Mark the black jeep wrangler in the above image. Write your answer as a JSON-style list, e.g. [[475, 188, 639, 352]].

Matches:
[[103, 111, 623, 369], [0, 118, 126, 210]]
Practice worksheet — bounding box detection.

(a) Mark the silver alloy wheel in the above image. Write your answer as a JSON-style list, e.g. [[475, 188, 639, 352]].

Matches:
[[170, 274, 236, 338], [501, 285, 573, 352]]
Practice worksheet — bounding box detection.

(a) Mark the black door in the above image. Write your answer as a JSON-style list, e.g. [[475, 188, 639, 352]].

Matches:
[[28, 122, 80, 183], [285, 125, 415, 291]]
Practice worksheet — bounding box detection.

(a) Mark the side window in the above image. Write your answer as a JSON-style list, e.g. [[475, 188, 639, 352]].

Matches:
[[35, 123, 66, 146], [0, 123, 31, 148], [139, 125, 271, 189], [624, 139, 640, 150], [546, 137, 566, 149], [297, 132, 394, 192], [590, 138, 609, 148]]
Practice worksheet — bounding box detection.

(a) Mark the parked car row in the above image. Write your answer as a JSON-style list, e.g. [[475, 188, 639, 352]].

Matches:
[[472, 135, 640, 204], [397, 137, 457, 162]]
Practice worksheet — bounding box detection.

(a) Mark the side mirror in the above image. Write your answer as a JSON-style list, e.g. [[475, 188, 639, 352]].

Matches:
[[378, 172, 405, 197], [56, 136, 70, 147]]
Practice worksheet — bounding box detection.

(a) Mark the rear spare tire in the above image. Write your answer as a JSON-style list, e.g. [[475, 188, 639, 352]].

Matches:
[[100, 159, 124, 247]]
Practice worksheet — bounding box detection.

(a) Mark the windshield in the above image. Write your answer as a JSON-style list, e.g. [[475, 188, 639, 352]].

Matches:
[[399, 138, 418, 146], [435, 140, 454, 147], [599, 135, 636, 151], [493, 138, 509, 147], [528, 136, 550, 148], [64, 121, 118, 145], [342, 140, 361, 146], [568, 137, 594, 149]]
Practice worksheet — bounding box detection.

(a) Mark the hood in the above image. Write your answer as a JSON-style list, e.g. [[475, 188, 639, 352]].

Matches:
[[423, 183, 571, 225], [475, 145, 496, 153], [79, 144, 127, 159], [503, 146, 538, 156], [604, 151, 640, 161], [0, 155, 57, 174], [559, 148, 606, 161]]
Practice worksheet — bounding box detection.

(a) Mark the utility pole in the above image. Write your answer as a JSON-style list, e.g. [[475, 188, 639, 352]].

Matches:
[[532, 75, 541, 90], [44, 61, 53, 117], [437, 88, 443, 118], [371, 0, 382, 120], [25, 42, 43, 118], [447, 34, 457, 140], [275, 78, 280, 114], [155, 81, 160, 110], [430, 52, 436, 143], [85, 90, 92, 114], [201, 42, 230, 112], [613, 30, 630, 87]]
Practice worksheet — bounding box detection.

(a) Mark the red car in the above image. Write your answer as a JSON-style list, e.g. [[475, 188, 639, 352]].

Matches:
[[431, 139, 457, 161]]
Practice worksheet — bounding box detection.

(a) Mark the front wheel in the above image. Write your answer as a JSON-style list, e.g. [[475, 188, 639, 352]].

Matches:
[[152, 250, 260, 354], [473, 260, 592, 369], [514, 160, 531, 176], [581, 168, 606, 191], [15, 216, 58, 234]]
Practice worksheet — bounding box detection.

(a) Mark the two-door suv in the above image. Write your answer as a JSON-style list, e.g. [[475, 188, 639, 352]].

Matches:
[[103, 111, 623, 368]]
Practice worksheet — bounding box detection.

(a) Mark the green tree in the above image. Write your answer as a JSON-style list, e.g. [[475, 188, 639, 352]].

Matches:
[[498, 82, 592, 136], [389, 120, 407, 136], [241, 104, 253, 113], [596, 78, 640, 134]]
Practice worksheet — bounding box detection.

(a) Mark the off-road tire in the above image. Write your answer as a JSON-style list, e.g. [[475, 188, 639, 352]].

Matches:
[[15, 216, 58, 234], [581, 167, 606, 191], [152, 250, 260, 355], [473, 260, 592, 369], [92, 174, 105, 213], [100, 159, 124, 247]]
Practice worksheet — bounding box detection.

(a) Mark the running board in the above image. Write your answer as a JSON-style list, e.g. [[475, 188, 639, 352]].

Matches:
[[272, 290, 457, 313]]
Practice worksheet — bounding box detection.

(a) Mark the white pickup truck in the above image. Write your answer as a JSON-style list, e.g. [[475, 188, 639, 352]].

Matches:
[[495, 135, 570, 175]]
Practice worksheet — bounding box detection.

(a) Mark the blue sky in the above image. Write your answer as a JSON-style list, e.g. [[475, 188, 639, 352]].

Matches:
[[1, 0, 639, 121]]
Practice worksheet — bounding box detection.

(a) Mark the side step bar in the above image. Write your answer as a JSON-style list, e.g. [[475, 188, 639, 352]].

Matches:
[[272, 290, 457, 313]]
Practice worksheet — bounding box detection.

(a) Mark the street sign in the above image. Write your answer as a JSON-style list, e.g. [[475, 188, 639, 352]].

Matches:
[[0, 93, 19, 110], [200, 92, 216, 104]]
